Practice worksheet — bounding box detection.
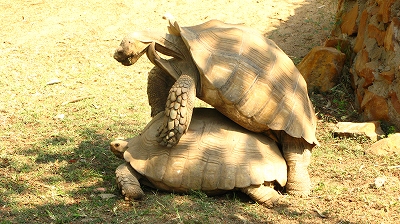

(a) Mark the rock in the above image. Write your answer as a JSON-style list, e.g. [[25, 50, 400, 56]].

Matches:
[[355, 85, 365, 109], [380, 69, 395, 83], [99, 193, 116, 199], [324, 38, 351, 52], [360, 90, 390, 121], [334, 121, 385, 141], [332, 0, 400, 131], [354, 49, 369, 74], [358, 64, 375, 88], [297, 46, 346, 93], [376, 0, 396, 23], [367, 24, 385, 46], [365, 133, 400, 155], [384, 17, 400, 51], [340, 3, 358, 35], [354, 9, 368, 53], [389, 91, 400, 114]]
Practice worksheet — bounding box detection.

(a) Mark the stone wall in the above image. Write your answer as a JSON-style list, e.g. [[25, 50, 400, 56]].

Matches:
[[331, 0, 400, 128]]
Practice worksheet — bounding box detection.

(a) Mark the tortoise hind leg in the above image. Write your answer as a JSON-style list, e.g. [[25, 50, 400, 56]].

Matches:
[[115, 163, 145, 200], [280, 132, 312, 197], [157, 74, 196, 147], [241, 184, 281, 207]]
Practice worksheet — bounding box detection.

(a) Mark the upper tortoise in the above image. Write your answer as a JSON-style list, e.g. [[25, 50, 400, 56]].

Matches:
[[114, 17, 319, 196]]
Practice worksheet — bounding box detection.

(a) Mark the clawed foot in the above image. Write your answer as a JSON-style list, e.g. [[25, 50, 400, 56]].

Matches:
[[120, 184, 145, 201], [115, 163, 145, 200]]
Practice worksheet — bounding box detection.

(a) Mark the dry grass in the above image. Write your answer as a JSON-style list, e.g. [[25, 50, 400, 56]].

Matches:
[[1, 0, 399, 223]]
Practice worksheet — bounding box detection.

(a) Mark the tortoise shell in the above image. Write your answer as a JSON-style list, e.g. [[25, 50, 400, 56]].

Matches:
[[172, 20, 318, 145], [123, 108, 287, 192]]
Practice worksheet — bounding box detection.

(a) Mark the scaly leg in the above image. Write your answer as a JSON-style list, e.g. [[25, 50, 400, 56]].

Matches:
[[157, 74, 196, 147], [280, 132, 313, 197], [115, 163, 145, 200]]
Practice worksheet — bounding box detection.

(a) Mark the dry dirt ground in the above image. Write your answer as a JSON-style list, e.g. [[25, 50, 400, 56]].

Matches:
[[2, 0, 400, 223]]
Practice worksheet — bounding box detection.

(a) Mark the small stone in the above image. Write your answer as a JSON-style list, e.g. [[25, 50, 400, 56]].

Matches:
[[54, 114, 65, 120], [99, 193, 116, 199], [95, 187, 106, 192], [374, 176, 386, 189], [334, 121, 385, 141], [365, 133, 400, 155]]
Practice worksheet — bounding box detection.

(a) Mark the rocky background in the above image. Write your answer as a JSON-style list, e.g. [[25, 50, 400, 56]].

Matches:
[[301, 0, 400, 130]]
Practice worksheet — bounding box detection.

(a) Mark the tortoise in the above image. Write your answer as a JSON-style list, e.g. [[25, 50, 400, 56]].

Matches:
[[109, 108, 287, 206], [113, 18, 318, 196]]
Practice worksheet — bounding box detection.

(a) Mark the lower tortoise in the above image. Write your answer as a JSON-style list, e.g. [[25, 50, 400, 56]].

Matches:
[[110, 108, 287, 206]]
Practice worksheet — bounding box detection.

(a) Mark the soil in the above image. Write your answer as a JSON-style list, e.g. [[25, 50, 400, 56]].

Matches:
[[1, 0, 336, 63], [4, 0, 399, 223]]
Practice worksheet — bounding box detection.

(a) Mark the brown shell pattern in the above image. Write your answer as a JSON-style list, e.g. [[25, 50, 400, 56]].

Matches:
[[178, 20, 318, 145], [123, 108, 287, 192]]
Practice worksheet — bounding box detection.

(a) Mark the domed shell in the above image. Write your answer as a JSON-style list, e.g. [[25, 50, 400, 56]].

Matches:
[[123, 108, 287, 192], [174, 20, 318, 145]]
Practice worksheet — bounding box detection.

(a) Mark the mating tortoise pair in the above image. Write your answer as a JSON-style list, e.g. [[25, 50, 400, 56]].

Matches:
[[112, 17, 319, 204]]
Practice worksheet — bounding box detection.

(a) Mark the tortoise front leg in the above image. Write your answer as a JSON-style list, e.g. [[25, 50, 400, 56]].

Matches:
[[280, 133, 313, 197], [157, 74, 196, 147], [115, 163, 145, 200]]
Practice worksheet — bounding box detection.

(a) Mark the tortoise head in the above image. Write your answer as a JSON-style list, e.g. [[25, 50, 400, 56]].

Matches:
[[109, 139, 129, 159], [113, 32, 150, 66]]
